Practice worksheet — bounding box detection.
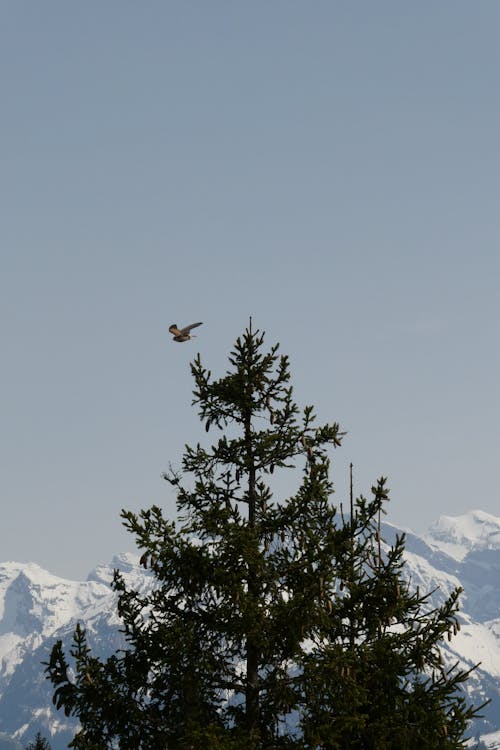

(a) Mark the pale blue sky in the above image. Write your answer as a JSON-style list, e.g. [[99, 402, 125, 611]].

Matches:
[[1, 2, 499, 579]]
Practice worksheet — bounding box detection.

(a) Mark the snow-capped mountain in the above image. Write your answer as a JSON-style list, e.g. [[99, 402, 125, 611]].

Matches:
[[1, 512, 500, 749], [0, 554, 149, 748], [427, 510, 500, 562]]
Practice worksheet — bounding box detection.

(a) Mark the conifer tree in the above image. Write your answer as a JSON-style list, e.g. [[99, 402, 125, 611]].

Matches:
[[46, 323, 484, 749], [25, 733, 51, 750]]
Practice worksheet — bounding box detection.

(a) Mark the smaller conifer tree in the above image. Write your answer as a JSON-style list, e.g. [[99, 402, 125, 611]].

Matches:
[[25, 733, 51, 750]]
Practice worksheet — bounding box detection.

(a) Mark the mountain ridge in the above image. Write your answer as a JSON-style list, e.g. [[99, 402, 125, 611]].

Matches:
[[1, 510, 499, 748]]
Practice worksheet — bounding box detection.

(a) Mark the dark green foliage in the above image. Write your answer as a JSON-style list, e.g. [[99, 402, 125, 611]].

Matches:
[[25, 733, 51, 750], [45, 323, 486, 749], [299, 487, 482, 749]]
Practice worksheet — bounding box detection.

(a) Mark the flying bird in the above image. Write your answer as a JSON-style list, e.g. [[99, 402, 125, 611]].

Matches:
[[169, 321, 203, 342]]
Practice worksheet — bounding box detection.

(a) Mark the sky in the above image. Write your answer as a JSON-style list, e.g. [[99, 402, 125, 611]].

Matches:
[[1, 1, 499, 580]]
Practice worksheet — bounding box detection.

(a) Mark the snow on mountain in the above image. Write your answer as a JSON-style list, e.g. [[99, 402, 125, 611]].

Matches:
[[0, 554, 153, 748], [0, 513, 500, 748], [425, 510, 500, 562], [481, 729, 500, 750], [0, 561, 112, 689]]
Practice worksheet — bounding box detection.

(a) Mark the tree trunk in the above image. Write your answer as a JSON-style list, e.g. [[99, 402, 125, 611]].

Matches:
[[245, 406, 260, 739]]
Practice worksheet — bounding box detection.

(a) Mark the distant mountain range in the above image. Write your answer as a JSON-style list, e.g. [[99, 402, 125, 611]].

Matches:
[[1, 510, 500, 749]]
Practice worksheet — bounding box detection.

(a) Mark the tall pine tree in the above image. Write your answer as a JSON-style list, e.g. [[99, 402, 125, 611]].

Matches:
[[46, 322, 484, 749]]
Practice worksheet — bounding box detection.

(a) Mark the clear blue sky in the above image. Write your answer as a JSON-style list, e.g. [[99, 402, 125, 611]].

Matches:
[[1, 2, 499, 579]]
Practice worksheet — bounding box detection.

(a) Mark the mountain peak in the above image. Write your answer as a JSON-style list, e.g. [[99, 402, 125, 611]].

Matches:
[[425, 509, 500, 561], [87, 552, 141, 585]]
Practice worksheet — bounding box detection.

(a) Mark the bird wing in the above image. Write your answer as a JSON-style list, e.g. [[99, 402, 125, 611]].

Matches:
[[168, 324, 182, 336], [179, 321, 203, 334]]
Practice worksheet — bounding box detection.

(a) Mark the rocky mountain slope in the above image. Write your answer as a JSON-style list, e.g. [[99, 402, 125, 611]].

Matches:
[[1, 511, 499, 749]]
